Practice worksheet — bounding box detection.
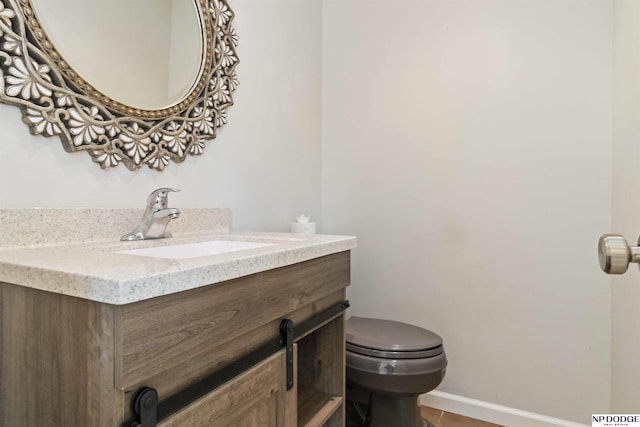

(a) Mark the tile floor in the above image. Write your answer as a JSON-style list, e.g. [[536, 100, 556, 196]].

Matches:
[[420, 406, 505, 427]]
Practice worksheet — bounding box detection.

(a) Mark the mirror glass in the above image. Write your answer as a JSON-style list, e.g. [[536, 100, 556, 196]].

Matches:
[[30, 0, 204, 110]]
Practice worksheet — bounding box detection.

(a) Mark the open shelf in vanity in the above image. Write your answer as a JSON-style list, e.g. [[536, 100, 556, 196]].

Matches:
[[297, 314, 345, 427]]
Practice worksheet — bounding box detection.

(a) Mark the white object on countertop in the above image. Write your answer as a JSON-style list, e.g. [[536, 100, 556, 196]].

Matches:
[[296, 214, 311, 223], [291, 214, 316, 234], [291, 222, 316, 234]]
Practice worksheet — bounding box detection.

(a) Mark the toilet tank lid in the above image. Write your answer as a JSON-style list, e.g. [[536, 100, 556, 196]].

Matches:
[[346, 316, 443, 352]]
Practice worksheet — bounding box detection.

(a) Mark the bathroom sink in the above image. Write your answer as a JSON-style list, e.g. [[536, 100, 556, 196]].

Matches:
[[116, 240, 276, 260]]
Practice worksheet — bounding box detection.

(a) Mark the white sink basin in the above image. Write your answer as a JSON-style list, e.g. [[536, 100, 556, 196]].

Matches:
[[116, 240, 276, 260]]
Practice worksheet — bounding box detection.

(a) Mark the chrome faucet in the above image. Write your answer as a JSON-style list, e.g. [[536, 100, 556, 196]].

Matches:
[[121, 188, 181, 241]]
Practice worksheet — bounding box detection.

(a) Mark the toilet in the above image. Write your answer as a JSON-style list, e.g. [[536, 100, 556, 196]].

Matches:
[[345, 316, 447, 427]]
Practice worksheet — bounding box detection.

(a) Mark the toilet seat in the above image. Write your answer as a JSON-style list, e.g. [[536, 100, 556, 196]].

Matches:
[[347, 342, 443, 359], [346, 316, 444, 360]]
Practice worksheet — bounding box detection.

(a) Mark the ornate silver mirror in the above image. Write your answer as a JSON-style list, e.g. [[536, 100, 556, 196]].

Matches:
[[0, 0, 238, 171]]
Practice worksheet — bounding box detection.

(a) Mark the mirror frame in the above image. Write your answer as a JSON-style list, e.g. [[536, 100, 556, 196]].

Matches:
[[0, 0, 239, 171]]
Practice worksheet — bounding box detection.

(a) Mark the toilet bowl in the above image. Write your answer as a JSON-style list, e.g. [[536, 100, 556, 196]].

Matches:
[[345, 317, 447, 427]]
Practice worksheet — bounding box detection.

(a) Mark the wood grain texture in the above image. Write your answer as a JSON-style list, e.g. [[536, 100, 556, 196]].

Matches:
[[297, 314, 345, 427], [159, 350, 294, 426], [298, 394, 343, 427], [122, 288, 346, 409], [322, 314, 346, 427], [0, 282, 123, 426], [119, 251, 350, 391], [420, 406, 506, 427]]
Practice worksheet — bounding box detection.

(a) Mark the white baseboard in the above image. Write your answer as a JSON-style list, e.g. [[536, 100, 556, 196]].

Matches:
[[420, 391, 589, 427]]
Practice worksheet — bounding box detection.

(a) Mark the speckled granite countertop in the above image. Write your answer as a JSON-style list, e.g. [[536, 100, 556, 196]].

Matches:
[[0, 208, 356, 305]]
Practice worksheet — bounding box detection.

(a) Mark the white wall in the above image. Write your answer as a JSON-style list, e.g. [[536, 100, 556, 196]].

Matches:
[[612, 0, 640, 412], [0, 0, 322, 232], [322, 0, 612, 423]]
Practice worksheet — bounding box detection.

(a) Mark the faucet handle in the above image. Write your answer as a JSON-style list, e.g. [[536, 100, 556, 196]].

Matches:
[[146, 188, 180, 210]]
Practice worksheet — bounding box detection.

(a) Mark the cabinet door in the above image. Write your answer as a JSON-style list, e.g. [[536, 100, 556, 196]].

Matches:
[[159, 349, 295, 427]]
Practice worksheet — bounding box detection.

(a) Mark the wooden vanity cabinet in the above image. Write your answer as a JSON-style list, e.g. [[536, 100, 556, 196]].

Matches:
[[159, 349, 294, 426], [0, 251, 350, 427]]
